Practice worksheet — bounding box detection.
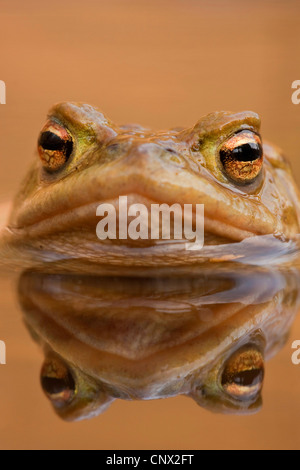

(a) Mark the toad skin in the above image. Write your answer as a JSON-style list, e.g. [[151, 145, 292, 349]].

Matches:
[[1, 102, 300, 270]]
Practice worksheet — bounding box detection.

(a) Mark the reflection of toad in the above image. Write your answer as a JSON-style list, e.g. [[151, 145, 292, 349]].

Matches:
[[19, 267, 300, 421]]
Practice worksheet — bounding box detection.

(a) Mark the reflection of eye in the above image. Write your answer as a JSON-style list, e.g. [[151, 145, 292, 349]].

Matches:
[[220, 131, 263, 184], [41, 357, 76, 406], [221, 345, 264, 400], [38, 121, 73, 172]]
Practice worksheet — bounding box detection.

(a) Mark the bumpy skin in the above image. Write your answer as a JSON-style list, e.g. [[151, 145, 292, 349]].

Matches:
[[19, 267, 300, 421], [2, 102, 300, 270]]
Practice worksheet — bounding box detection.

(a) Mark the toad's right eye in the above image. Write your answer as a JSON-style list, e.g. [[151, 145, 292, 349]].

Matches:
[[221, 344, 264, 401], [38, 121, 73, 172]]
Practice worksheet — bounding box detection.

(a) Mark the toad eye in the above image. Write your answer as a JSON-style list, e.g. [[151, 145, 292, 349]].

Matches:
[[41, 357, 76, 407], [221, 345, 264, 401], [220, 131, 263, 184], [38, 121, 73, 172]]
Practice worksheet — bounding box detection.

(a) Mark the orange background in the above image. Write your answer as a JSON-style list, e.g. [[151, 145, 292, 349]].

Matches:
[[0, 0, 300, 450]]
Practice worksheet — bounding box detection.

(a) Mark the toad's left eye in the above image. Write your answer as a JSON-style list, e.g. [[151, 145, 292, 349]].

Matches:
[[38, 121, 73, 172], [221, 344, 264, 401], [220, 131, 263, 184]]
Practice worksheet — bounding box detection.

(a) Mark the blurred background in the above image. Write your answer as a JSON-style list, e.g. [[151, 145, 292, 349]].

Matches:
[[0, 0, 300, 450]]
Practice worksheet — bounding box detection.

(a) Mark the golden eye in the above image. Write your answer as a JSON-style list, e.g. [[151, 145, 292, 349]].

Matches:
[[41, 357, 76, 407], [220, 131, 263, 184], [221, 345, 264, 400], [38, 121, 73, 172]]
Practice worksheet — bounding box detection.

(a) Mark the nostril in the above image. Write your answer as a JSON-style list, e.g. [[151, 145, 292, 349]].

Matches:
[[106, 143, 120, 152], [106, 142, 131, 157], [164, 147, 176, 153]]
